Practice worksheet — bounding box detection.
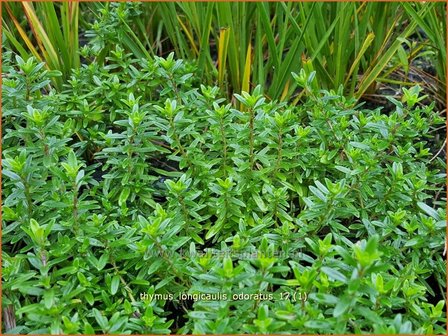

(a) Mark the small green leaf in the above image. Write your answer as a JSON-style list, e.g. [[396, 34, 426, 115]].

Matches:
[[85, 291, 95, 306], [43, 288, 55, 309], [190, 232, 204, 245], [97, 254, 108, 271], [304, 320, 332, 329], [257, 305, 269, 320], [309, 186, 327, 202], [111, 275, 120, 295], [333, 295, 352, 317], [417, 202, 440, 220], [253, 194, 268, 212], [334, 165, 351, 174], [84, 322, 95, 334], [321, 266, 347, 283], [118, 187, 131, 207], [206, 222, 223, 240], [349, 141, 370, 150], [147, 259, 164, 275], [93, 308, 108, 331], [275, 310, 296, 321], [223, 256, 233, 275]]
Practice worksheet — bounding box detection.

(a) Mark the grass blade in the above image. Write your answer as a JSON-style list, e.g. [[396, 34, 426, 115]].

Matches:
[[218, 27, 230, 91], [3, 5, 42, 62], [242, 42, 252, 96], [355, 4, 433, 99]]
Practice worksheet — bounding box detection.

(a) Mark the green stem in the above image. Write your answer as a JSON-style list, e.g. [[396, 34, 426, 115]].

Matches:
[[22, 176, 33, 221], [39, 129, 49, 156], [169, 75, 181, 103], [249, 107, 255, 170], [73, 183, 79, 234], [272, 201, 279, 227], [152, 238, 190, 287], [179, 195, 191, 231], [127, 130, 136, 176], [25, 76, 30, 101], [219, 116, 228, 177], [273, 128, 283, 176], [169, 116, 192, 170], [111, 261, 137, 303]]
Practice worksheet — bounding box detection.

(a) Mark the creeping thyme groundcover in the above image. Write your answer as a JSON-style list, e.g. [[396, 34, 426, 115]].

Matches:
[[2, 47, 446, 334]]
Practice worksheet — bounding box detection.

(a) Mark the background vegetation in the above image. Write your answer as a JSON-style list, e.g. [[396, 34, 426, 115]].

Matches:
[[2, 1, 447, 334], [3, 2, 447, 103]]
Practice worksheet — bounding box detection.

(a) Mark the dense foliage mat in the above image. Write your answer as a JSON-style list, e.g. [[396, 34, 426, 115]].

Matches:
[[2, 50, 446, 334]]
